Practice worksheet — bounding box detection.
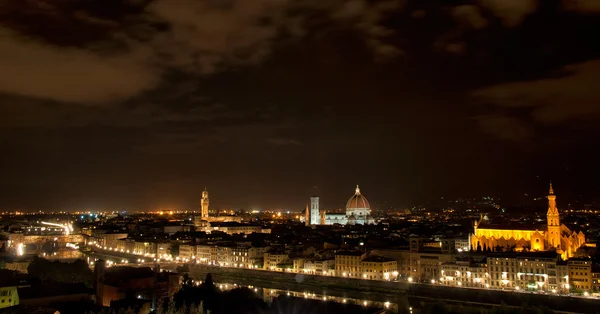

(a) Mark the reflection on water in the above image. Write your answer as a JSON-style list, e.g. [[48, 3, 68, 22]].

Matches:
[[212, 281, 398, 313]]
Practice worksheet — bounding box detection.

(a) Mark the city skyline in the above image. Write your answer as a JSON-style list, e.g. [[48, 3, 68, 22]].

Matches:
[[0, 183, 575, 213], [2, 1, 600, 210]]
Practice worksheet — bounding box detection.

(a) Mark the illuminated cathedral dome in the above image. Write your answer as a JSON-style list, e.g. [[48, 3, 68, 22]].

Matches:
[[346, 185, 370, 210]]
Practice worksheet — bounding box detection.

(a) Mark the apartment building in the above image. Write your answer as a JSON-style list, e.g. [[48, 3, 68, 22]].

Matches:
[[372, 237, 457, 281], [264, 251, 289, 271], [568, 258, 592, 292], [179, 244, 195, 260], [302, 259, 335, 275], [557, 261, 569, 293], [361, 256, 398, 280], [196, 245, 212, 263], [515, 253, 560, 292], [231, 246, 266, 268], [335, 250, 367, 278], [97, 232, 128, 249], [440, 259, 488, 288], [0, 286, 19, 309], [439, 252, 574, 294], [591, 266, 600, 293]]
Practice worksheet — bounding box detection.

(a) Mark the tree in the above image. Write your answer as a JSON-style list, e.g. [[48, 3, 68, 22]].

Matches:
[[170, 244, 180, 258], [203, 273, 214, 289], [181, 274, 193, 288], [27, 257, 93, 287]]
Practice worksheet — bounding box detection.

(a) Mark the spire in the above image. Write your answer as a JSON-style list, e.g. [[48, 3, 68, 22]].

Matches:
[[204, 186, 207, 191], [549, 182, 554, 195], [355, 185, 361, 195]]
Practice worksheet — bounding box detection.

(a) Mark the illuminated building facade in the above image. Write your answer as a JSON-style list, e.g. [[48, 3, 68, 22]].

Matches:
[[306, 186, 375, 226], [440, 260, 488, 288], [335, 250, 367, 278], [441, 252, 570, 293], [264, 251, 290, 271], [361, 256, 398, 280], [568, 258, 592, 292], [0, 286, 18, 309], [471, 184, 585, 259], [372, 237, 457, 282]]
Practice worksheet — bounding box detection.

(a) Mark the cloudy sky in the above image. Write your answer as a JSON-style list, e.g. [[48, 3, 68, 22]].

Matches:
[[1, 0, 600, 211]]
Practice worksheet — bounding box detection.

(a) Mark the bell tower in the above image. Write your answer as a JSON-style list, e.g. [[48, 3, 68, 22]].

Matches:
[[547, 183, 561, 249], [310, 196, 320, 225], [201, 188, 209, 219]]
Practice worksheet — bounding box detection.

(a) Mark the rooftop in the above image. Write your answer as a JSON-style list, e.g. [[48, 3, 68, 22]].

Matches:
[[362, 255, 395, 263], [335, 250, 365, 256], [476, 223, 545, 231], [211, 222, 261, 227]]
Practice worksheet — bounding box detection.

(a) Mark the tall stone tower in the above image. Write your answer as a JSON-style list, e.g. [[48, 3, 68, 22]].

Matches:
[[547, 183, 561, 249], [310, 196, 320, 225], [201, 188, 209, 219]]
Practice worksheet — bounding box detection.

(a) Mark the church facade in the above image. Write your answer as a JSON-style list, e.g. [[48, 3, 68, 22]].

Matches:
[[305, 185, 375, 226], [470, 184, 585, 259]]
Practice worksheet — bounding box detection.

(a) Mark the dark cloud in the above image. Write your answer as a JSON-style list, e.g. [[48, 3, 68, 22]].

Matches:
[[472, 60, 600, 141], [452, 5, 488, 29], [474, 115, 534, 143], [479, 0, 538, 27], [266, 138, 303, 146], [0, 0, 406, 104], [562, 0, 600, 13], [2, 0, 600, 209]]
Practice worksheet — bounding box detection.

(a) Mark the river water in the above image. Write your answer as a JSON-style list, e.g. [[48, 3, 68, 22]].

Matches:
[[209, 281, 401, 313]]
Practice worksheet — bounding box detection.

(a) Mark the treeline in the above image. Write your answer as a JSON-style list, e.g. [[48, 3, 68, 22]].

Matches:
[[27, 256, 94, 287], [168, 274, 267, 314]]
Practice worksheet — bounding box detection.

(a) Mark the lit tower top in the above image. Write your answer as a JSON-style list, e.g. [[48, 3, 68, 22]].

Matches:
[[201, 187, 209, 218], [546, 182, 561, 248], [355, 185, 361, 195], [547, 182, 559, 217]]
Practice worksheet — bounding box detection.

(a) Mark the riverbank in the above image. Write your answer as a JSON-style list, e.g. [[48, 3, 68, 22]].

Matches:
[[187, 265, 598, 314]]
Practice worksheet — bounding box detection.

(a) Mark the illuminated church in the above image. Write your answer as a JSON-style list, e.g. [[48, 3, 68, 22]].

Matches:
[[470, 184, 585, 259], [305, 185, 375, 225]]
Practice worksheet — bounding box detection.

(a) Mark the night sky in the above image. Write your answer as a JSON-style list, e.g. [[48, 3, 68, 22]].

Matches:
[[1, 0, 600, 211]]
